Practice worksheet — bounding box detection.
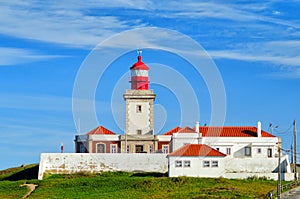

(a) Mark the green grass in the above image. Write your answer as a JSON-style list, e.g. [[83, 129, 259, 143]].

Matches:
[[0, 165, 285, 199]]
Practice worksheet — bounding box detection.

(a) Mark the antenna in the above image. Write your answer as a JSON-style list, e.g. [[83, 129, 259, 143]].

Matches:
[[137, 49, 142, 56], [78, 118, 81, 134]]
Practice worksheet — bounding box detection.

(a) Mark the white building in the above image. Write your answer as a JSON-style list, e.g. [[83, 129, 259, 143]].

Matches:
[[166, 122, 293, 180], [73, 53, 294, 181], [168, 144, 226, 178]]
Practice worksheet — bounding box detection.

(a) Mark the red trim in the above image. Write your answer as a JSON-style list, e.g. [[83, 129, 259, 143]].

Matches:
[[131, 76, 149, 90]]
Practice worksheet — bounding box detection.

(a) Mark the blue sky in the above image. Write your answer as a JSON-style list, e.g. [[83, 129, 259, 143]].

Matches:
[[0, 0, 300, 169]]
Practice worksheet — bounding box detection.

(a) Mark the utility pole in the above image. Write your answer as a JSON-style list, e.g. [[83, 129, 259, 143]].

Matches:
[[294, 119, 297, 181], [277, 141, 281, 199]]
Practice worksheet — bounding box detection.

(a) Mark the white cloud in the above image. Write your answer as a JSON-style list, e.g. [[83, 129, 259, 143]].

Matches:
[[209, 40, 300, 67], [0, 0, 146, 48], [0, 47, 65, 65]]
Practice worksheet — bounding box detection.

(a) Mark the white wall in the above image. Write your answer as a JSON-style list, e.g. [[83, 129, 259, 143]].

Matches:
[[168, 156, 225, 178], [128, 101, 151, 135], [171, 133, 201, 152], [225, 173, 294, 181], [38, 153, 168, 180]]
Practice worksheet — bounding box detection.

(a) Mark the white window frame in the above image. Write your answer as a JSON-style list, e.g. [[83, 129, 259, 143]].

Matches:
[[267, 148, 272, 158], [162, 145, 169, 154], [203, 160, 210, 168], [245, 146, 251, 157], [184, 160, 191, 167], [226, 148, 231, 155], [96, 143, 106, 153], [211, 160, 219, 168], [175, 160, 182, 167], [110, 144, 117, 153]]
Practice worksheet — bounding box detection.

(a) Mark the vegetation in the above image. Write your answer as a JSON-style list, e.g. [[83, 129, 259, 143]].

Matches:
[[0, 164, 286, 199]]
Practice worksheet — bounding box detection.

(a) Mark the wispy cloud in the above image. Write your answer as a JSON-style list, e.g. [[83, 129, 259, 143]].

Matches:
[[0, 0, 146, 48], [0, 47, 66, 66], [209, 40, 300, 67]]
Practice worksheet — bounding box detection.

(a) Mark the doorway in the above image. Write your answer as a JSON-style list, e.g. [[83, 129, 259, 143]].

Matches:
[[135, 145, 144, 153]]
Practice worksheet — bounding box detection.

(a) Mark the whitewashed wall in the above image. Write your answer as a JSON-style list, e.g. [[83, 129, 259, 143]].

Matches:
[[38, 153, 168, 180], [128, 101, 151, 135], [168, 156, 225, 178]]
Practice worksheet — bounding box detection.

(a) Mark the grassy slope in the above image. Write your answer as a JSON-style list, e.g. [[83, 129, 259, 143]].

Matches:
[[0, 165, 279, 199]]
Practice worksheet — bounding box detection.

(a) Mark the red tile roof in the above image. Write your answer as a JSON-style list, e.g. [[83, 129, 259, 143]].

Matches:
[[86, 126, 116, 135], [169, 144, 226, 157], [163, 126, 275, 137], [164, 126, 181, 135], [177, 126, 197, 133]]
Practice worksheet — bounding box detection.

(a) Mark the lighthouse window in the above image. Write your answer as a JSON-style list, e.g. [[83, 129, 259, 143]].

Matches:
[[136, 105, 142, 113]]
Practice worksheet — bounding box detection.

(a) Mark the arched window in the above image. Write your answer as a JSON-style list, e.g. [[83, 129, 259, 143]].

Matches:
[[97, 143, 106, 153]]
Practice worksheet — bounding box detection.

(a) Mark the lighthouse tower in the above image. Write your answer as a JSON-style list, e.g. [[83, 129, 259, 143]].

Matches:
[[122, 52, 157, 153]]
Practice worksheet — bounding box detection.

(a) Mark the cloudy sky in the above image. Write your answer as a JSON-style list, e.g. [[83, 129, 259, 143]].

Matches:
[[0, 0, 300, 169]]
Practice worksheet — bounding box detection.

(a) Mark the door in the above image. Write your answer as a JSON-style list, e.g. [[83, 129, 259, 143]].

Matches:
[[135, 145, 144, 153]]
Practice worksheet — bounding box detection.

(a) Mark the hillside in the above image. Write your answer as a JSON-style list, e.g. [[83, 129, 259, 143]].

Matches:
[[0, 164, 279, 198]]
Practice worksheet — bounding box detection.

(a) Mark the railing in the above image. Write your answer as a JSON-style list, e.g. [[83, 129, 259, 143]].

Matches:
[[281, 180, 298, 191], [269, 180, 299, 198]]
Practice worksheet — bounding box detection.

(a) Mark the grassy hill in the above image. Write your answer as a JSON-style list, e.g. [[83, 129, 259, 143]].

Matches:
[[0, 164, 280, 198]]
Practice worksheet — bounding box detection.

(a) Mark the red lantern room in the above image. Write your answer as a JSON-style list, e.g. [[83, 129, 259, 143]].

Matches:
[[130, 51, 149, 90]]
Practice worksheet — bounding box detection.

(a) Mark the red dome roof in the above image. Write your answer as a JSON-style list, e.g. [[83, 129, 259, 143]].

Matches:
[[130, 55, 149, 70]]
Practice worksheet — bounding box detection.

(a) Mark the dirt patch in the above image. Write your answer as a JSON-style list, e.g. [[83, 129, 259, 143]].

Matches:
[[20, 184, 38, 199]]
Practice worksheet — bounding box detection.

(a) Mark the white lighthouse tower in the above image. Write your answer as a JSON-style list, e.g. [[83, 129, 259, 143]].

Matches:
[[122, 52, 157, 153]]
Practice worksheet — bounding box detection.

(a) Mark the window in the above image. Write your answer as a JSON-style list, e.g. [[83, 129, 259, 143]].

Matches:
[[137, 130, 142, 135], [136, 105, 142, 113], [162, 145, 169, 154], [126, 145, 130, 153], [175, 160, 182, 167], [212, 161, 219, 167], [79, 144, 86, 153], [184, 160, 191, 167], [245, 146, 251, 157], [149, 145, 153, 153], [111, 144, 117, 153], [96, 143, 105, 153], [216, 148, 220, 151], [226, 148, 231, 155], [257, 148, 262, 154], [203, 161, 210, 168], [267, 148, 272, 158]]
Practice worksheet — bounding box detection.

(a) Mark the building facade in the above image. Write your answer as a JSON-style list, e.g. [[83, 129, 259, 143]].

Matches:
[[73, 53, 293, 180]]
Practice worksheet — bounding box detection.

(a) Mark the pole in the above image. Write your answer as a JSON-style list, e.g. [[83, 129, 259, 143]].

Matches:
[[294, 119, 297, 181], [277, 141, 281, 199]]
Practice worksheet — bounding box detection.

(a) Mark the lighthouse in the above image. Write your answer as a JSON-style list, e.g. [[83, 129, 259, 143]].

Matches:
[[130, 52, 149, 90], [122, 52, 157, 153]]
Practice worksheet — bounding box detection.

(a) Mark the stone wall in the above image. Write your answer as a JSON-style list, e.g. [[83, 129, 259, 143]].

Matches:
[[38, 153, 168, 180]]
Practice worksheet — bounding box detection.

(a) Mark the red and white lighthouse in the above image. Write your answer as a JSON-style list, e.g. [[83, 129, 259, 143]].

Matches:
[[123, 52, 156, 151], [130, 53, 149, 90]]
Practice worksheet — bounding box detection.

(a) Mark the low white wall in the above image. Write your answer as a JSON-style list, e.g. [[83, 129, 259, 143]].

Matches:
[[225, 173, 294, 181], [38, 153, 168, 180]]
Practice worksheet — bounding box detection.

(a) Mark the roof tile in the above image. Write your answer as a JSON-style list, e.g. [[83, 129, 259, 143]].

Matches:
[[169, 144, 226, 157], [163, 126, 275, 137], [86, 126, 116, 135]]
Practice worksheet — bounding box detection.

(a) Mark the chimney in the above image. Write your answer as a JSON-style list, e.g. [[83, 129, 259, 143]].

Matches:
[[195, 121, 200, 133], [257, 121, 262, 137]]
